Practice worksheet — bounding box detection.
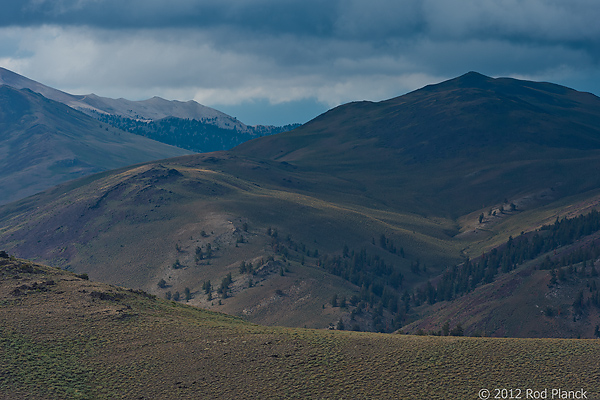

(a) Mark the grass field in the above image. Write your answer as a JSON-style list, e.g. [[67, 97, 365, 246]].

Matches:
[[2, 258, 600, 399]]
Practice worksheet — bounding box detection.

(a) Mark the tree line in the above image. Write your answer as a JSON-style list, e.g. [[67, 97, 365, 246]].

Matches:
[[415, 210, 600, 306], [93, 112, 299, 153]]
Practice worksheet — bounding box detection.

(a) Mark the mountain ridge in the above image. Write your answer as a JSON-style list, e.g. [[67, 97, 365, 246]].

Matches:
[[2, 72, 600, 336], [0, 67, 300, 204], [0, 67, 250, 130], [236, 71, 600, 162]]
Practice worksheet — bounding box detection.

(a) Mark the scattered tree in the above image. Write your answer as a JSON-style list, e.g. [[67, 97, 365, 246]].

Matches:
[[195, 246, 203, 263], [442, 321, 450, 336], [450, 323, 464, 336]]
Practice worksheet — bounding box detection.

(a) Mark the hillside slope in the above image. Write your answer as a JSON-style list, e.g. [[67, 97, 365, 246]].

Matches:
[[399, 209, 600, 338], [1, 255, 599, 399], [235, 71, 600, 216], [2, 73, 600, 334], [0, 85, 192, 205]]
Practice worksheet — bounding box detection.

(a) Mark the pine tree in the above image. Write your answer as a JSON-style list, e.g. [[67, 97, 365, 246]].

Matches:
[[442, 321, 450, 336], [331, 293, 338, 307], [450, 323, 464, 336]]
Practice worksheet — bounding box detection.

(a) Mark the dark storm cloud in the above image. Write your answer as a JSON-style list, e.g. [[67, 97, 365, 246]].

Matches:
[[1, 0, 599, 124], [4, 0, 599, 72], [5, 0, 599, 43], [1, 0, 338, 34]]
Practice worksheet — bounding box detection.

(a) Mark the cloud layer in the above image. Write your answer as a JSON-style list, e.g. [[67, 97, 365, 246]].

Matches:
[[1, 0, 599, 124]]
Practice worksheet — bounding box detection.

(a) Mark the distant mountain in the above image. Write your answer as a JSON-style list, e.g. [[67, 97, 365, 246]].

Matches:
[[0, 67, 245, 128], [2, 72, 600, 336], [0, 67, 299, 131], [0, 85, 192, 205], [0, 67, 300, 153]]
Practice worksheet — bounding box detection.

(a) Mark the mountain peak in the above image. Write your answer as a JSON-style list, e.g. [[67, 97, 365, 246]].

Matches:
[[460, 71, 490, 79], [237, 71, 600, 166], [423, 71, 495, 91]]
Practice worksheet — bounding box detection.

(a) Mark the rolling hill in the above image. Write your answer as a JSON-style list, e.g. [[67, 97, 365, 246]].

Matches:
[[2, 255, 599, 399], [2, 72, 600, 336], [0, 85, 192, 205]]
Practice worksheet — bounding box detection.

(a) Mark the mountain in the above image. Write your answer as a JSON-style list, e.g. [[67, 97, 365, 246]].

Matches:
[[2, 72, 600, 336], [0, 67, 300, 153], [3, 255, 599, 399], [0, 85, 193, 205], [235, 71, 600, 216], [0, 67, 299, 133], [0, 67, 244, 128]]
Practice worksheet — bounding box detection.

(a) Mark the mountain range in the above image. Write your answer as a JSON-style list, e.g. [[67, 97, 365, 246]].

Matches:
[[2, 71, 600, 338], [0, 67, 247, 128], [0, 67, 299, 136], [0, 84, 192, 205], [0, 68, 297, 205]]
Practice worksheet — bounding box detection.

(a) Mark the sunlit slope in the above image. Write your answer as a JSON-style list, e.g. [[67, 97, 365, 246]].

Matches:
[[0, 153, 462, 328]]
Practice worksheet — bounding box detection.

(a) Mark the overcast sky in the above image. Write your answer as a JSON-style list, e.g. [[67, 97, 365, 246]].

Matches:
[[1, 0, 599, 125]]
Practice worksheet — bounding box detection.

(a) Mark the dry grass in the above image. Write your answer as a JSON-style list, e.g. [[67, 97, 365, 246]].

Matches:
[[2, 258, 600, 399]]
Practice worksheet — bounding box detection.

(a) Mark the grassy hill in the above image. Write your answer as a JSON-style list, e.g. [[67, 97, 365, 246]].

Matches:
[[2, 255, 600, 399], [0, 154, 444, 330], [0, 85, 192, 205], [2, 73, 600, 335]]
